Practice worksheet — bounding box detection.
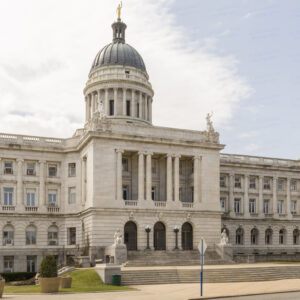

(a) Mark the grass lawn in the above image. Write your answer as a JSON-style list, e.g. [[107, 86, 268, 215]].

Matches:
[[4, 269, 132, 294]]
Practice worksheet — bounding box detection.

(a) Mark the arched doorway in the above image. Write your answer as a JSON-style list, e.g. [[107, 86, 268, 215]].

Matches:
[[154, 222, 166, 250], [124, 221, 137, 250], [182, 222, 193, 250]]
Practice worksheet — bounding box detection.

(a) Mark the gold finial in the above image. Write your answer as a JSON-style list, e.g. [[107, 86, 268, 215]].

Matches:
[[117, 1, 122, 20]]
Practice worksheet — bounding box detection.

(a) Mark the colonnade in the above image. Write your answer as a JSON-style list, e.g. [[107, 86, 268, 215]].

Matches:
[[115, 150, 201, 203], [85, 88, 152, 123]]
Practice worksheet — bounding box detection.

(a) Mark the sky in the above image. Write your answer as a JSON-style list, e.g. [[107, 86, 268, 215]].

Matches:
[[0, 0, 299, 159]]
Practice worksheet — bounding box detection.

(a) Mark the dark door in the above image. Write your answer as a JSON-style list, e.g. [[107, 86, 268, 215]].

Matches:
[[182, 222, 193, 250], [124, 221, 137, 250], [154, 222, 166, 250]]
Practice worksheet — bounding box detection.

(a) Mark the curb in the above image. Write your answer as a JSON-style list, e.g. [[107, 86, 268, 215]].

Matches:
[[189, 289, 300, 299]]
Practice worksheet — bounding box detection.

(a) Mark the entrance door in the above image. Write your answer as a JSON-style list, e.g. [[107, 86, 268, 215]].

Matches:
[[124, 221, 137, 250], [182, 222, 193, 250], [154, 222, 166, 250]]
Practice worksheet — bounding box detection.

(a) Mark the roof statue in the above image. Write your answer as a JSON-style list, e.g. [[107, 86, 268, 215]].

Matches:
[[117, 2, 122, 20], [206, 112, 214, 133]]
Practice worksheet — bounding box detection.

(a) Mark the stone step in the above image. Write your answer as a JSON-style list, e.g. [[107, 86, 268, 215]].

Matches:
[[121, 266, 300, 285]]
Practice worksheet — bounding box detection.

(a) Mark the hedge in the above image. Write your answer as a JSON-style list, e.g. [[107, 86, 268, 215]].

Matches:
[[40, 255, 57, 278], [0, 272, 36, 282]]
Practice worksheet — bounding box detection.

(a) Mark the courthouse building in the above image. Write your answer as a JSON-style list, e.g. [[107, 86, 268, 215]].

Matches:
[[0, 15, 300, 272]]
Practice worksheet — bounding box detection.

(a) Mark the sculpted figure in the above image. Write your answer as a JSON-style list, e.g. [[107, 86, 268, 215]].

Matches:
[[114, 228, 123, 245], [206, 112, 214, 132], [220, 229, 229, 245], [97, 98, 106, 119]]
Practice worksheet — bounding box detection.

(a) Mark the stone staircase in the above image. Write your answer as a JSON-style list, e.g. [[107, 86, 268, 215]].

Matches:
[[125, 250, 230, 267], [121, 265, 300, 285]]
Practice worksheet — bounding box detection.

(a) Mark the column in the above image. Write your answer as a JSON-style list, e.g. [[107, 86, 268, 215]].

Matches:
[[105, 89, 109, 115], [193, 156, 200, 203], [116, 149, 123, 201], [17, 159, 23, 206], [81, 157, 87, 205], [174, 155, 180, 202], [229, 174, 234, 214], [91, 93, 95, 115], [122, 88, 127, 116], [244, 175, 249, 216], [287, 177, 291, 216], [85, 96, 89, 122], [88, 94, 92, 119], [39, 161, 45, 206], [131, 90, 136, 117], [114, 88, 118, 116], [138, 152, 145, 201], [149, 97, 152, 123], [258, 175, 263, 215], [145, 96, 148, 121], [272, 176, 277, 215], [139, 92, 143, 119], [166, 154, 173, 201], [146, 152, 152, 201]]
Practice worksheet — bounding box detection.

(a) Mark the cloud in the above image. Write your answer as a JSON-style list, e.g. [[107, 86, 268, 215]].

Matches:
[[0, 0, 252, 138], [238, 131, 258, 139]]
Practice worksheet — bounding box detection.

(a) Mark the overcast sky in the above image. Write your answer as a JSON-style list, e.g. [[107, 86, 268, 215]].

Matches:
[[0, 0, 299, 159]]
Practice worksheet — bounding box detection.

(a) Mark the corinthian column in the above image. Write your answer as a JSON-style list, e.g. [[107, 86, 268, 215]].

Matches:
[[145, 97, 148, 121], [138, 152, 145, 201], [139, 92, 143, 118], [287, 177, 291, 217], [166, 154, 173, 201], [17, 159, 23, 206], [85, 96, 89, 122], [258, 175, 263, 215], [105, 89, 109, 115], [244, 175, 249, 216], [193, 156, 200, 202], [131, 90, 136, 117], [116, 149, 124, 201], [146, 152, 152, 201], [273, 176, 277, 215], [39, 161, 45, 206], [113, 88, 118, 116], [123, 88, 126, 116], [174, 155, 180, 202]]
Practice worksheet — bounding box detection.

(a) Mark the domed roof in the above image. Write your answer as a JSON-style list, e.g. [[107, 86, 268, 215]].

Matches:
[[91, 42, 146, 73], [90, 19, 147, 73]]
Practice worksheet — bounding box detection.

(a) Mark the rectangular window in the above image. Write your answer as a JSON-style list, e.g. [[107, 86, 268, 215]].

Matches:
[[264, 178, 271, 190], [3, 230, 14, 246], [4, 256, 14, 272], [109, 100, 114, 116], [68, 187, 76, 204], [234, 198, 241, 213], [27, 256, 36, 273], [4, 162, 13, 175], [277, 179, 284, 191], [26, 162, 36, 176], [234, 177, 241, 188], [152, 186, 156, 201], [191, 187, 194, 202], [264, 199, 269, 214], [48, 231, 58, 245], [126, 100, 131, 116], [3, 188, 13, 206], [48, 164, 57, 177], [220, 176, 226, 187], [220, 197, 226, 212], [48, 190, 57, 207], [291, 201, 297, 213], [26, 231, 36, 245], [26, 190, 36, 207], [122, 158, 129, 172], [67, 227, 76, 245], [277, 200, 283, 214], [249, 199, 256, 213], [291, 180, 297, 191], [122, 185, 129, 200], [68, 163, 76, 177], [249, 177, 256, 189]]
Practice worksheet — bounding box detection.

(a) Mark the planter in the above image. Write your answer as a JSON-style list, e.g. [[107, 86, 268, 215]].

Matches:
[[60, 277, 72, 288], [39, 277, 61, 293], [0, 279, 5, 298]]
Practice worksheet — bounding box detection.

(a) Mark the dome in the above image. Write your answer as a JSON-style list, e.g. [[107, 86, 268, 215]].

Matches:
[[91, 42, 146, 73], [90, 19, 147, 73]]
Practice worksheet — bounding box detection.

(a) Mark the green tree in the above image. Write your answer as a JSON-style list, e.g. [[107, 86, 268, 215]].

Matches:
[[40, 255, 57, 278]]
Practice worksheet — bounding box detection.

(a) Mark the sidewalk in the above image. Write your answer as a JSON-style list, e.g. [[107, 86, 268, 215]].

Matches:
[[4, 279, 300, 300]]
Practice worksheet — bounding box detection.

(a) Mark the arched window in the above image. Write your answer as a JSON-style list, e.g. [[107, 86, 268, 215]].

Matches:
[[182, 222, 193, 250], [251, 228, 259, 245], [3, 225, 14, 246], [279, 229, 286, 245], [265, 228, 273, 245], [154, 222, 166, 250], [293, 229, 300, 245], [48, 225, 58, 246], [236, 228, 244, 245], [26, 225, 36, 245]]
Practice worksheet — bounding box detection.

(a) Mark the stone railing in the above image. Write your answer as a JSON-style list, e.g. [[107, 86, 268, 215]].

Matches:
[[221, 153, 300, 168], [124, 200, 138, 206], [0, 133, 64, 147], [182, 202, 193, 208], [25, 206, 38, 212], [154, 201, 166, 207], [47, 207, 60, 213], [2, 206, 15, 211]]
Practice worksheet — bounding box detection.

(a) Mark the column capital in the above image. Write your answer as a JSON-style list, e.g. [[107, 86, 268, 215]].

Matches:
[[138, 151, 146, 156], [146, 152, 153, 156], [166, 153, 173, 158], [244, 174, 249, 178], [173, 154, 181, 159], [16, 159, 24, 164], [193, 155, 201, 161], [116, 149, 124, 154], [39, 160, 46, 164]]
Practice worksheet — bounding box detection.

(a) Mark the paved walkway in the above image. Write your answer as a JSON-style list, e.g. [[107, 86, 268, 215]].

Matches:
[[3, 279, 300, 300]]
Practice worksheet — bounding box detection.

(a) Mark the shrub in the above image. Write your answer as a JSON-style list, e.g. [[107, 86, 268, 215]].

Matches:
[[40, 255, 57, 278], [0, 272, 36, 282]]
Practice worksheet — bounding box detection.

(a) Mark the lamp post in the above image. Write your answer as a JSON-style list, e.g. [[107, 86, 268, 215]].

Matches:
[[145, 225, 151, 250], [174, 226, 179, 250]]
